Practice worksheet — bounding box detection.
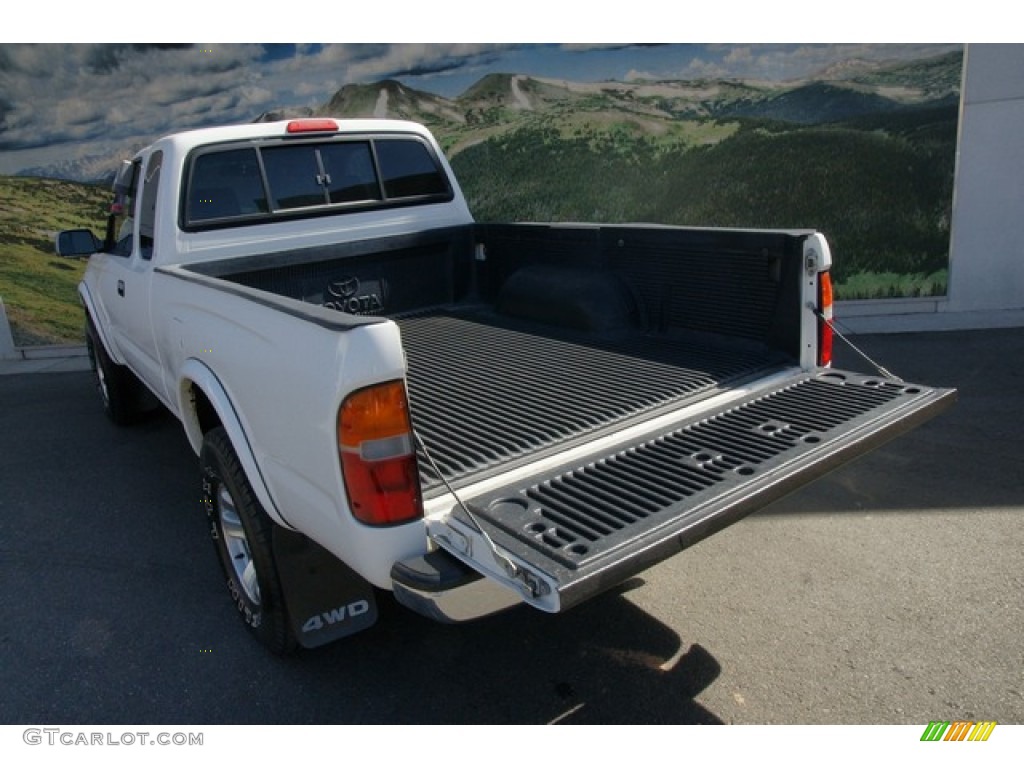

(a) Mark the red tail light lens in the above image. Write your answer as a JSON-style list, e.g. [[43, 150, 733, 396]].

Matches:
[[818, 271, 834, 367], [338, 381, 422, 526]]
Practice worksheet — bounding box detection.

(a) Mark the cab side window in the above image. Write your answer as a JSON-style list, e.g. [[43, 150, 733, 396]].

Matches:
[[111, 161, 141, 257], [138, 151, 162, 260]]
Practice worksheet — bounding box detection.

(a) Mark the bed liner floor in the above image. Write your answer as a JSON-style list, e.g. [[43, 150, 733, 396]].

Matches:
[[398, 307, 789, 494]]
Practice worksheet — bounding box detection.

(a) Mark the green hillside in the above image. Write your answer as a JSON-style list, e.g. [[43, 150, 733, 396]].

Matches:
[[0, 176, 108, 344], [432, 54, 961, 299], [451, 105, 957, 299]]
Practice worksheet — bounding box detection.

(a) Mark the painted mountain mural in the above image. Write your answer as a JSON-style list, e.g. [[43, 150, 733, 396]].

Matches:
[[267, 50, 962, 299], [4, 47, 962, 345]]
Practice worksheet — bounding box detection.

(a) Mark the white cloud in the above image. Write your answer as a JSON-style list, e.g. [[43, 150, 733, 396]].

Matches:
[[1, 45, 261, 147], [0, 43, 518, 170], [724, 47, 754, 66]]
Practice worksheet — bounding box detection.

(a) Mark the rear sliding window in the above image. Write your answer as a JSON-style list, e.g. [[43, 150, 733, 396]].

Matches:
[[183, 135, 450, 229]]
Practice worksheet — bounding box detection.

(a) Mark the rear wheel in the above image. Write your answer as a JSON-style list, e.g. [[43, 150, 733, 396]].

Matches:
[[201, 427, 296, 655]]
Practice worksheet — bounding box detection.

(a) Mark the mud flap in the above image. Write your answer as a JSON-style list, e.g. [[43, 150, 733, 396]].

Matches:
[[272, 527, 378, 648]]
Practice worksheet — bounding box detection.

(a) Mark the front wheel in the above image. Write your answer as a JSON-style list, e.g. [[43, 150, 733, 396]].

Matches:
[[201, 427, 296, 655], [85, 322, 139, 426]]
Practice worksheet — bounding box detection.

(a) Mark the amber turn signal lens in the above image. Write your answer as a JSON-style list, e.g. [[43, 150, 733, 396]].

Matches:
[[338, 380, 422, 526]]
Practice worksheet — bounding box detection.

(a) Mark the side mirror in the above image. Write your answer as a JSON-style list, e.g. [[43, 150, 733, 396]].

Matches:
[[56, 229, 101, 258]]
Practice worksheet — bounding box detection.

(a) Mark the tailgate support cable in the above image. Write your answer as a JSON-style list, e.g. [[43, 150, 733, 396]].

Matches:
[[810, 304, 904, 383], [412, 429, 546, 598]]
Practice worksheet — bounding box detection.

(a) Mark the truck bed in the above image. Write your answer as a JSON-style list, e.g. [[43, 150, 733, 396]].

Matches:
[[399, 307, 789, 495], [173, 222, 955, 613], [186, 222, 812, 500]]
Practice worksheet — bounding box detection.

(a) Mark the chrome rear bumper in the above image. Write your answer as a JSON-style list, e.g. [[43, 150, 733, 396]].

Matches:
[[391, 550, 522, 623]]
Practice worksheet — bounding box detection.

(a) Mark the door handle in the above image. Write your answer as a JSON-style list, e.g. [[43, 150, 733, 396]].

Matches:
[[117, 280, 125, 297]]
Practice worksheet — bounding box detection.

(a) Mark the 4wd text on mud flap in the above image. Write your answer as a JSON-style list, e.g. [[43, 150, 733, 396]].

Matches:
[[301, 600, 371, 633]]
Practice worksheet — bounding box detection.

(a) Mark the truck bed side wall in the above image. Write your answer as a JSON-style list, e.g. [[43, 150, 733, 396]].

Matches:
[[187, 226, 477, 318], [475, 224, 806, 358], [193, 223, 807, 361], [152, 268, 428, 590]]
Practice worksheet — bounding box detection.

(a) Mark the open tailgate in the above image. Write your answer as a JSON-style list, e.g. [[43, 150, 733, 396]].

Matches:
[[423, 368, 955, 613]]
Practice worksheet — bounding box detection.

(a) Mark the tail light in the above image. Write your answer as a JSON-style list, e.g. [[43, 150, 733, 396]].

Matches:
[[338, 380, 422, 526], [818, 271, 834, 367]]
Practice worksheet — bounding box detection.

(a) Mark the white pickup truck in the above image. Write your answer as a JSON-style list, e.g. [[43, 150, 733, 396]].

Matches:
[[57, 117, 955, 653]]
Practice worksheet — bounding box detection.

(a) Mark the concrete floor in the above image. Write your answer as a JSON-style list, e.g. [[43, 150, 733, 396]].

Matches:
[[0, 327, 1020, 729]]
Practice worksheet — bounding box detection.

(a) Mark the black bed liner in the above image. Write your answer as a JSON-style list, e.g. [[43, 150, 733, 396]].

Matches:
[[399, 307, 790, 496]]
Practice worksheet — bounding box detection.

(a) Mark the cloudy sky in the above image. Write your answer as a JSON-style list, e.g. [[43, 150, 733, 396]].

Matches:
[[0, 42, 960, 176]]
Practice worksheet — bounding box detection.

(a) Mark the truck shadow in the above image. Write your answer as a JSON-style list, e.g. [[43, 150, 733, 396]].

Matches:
[[295, 578, 724, 724]]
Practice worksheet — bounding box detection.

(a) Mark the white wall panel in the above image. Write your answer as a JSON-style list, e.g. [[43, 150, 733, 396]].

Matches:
[[947, 44, 1024, 313]]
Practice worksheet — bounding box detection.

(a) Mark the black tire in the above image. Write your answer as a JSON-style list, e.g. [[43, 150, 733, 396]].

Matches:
[[85, 321, 139, 426], [201, 427, 296, 655]]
